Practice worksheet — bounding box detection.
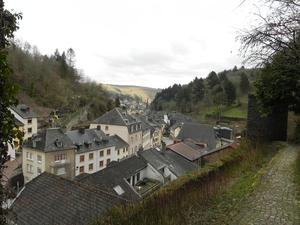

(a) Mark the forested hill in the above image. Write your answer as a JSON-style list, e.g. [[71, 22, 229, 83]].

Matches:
[[7, 40, 118, 119], [150, 67, 259, 114]]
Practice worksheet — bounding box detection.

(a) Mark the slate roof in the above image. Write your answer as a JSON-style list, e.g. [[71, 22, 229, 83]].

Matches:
[[78, 155, 147, 202], [167, 140, 206, 161], [24, 128, 76, 152], [138, 148, 199, 177], [8, 172, 127, 225], [109, 134, 129, 150], [175, 122, 218, 150], [91, 108, 140, 126], [66, 127, 114, 153], [14, 117, 24, 126], [10, 104, 38, 119]]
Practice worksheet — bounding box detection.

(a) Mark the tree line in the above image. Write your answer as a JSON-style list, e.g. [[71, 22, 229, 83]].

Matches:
[[150, 67, 256, 114], [7, 39, 116, 120]]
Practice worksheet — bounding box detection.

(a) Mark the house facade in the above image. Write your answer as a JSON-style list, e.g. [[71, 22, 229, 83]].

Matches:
[[22, 128, 76, 184], [66, 126, 118, 176], [90, 108, 142, 155], [10, 104, 38, 141]]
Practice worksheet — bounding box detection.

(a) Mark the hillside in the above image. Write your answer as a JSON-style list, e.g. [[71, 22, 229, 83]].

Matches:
[[104, 84, 161, 102]]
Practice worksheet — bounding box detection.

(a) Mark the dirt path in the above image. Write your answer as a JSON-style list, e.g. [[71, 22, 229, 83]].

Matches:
[[230, 144, 300, 225]]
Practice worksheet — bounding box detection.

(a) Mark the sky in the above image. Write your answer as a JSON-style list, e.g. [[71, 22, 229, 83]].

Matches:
[[6, 0, 253, 89]]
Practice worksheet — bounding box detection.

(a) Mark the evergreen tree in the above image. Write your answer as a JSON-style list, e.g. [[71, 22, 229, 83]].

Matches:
[[224, 80, 236, 107], [206, 71, 220, 89], [115, 96, 120, 107], [192, 77, 205, 103], [240, 72, 250, 94]]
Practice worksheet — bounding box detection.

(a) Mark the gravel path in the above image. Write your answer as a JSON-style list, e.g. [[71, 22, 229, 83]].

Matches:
[[230, 144, 300, 225]]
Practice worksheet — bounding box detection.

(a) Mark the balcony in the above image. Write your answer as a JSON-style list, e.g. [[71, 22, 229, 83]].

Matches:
[[135, 178, 162, 198], [50, 159, 70, 167]]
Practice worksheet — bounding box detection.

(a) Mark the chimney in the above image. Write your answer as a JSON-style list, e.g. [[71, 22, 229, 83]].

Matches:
[[79, 127, 85, 134], [161, 141, 166, 154], [97, 125, 101, 130]]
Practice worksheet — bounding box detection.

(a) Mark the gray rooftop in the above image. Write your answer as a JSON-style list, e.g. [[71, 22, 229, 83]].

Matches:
[[24, 128, 76, 152], [175, 122, 218, 150], [78, 155, 147, 202], [8, 172, 127, 225], [66, 127, 114, 153], [138, 148, 199, 177], [10, 104, 38, 119]]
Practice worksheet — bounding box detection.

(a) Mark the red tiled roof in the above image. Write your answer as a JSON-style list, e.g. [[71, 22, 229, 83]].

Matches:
[[168, 142, 202, 161]]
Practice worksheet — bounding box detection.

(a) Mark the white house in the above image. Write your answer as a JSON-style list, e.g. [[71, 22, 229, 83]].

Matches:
[[9, 104, 38, 141]]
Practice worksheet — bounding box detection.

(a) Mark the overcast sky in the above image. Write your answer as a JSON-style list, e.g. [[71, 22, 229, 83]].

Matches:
[[6, 0, 253, 89]]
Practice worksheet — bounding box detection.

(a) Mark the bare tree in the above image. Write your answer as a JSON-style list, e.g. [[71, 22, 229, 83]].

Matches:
[[237, 0, 300, 66]]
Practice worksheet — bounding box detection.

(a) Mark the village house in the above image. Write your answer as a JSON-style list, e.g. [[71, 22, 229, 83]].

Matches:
[[22, 128, 76, 184], [66, 126, 118, 176], [90, 108, 143, 155], [137, 143, 199, 185], [9, 104, 38, 141], [77, 155, 160, 201], [167, 139, 207, 166], [174, 122, 221, 150]]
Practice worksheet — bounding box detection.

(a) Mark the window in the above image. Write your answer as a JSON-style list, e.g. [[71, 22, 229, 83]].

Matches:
[[123, 148, 125, 153], [27, 127, 32, 133], [37, 167, 42, 174], [135, 135, 137, 141], [79, 166, 84, 173], [89, 153, 93, 160], [26, 152, 33, 160], [131, 137, 133, 143], [106, 158, 111, 165], [99, 151, 104, 157], [37, 155, 42, 163], [113, 185, 125, 195], [57, 167, 66, 175], [89, 163, 93, 171], [117, 150, 120, 155], [55, 154, 66, 162], [99, 160, 104, 168], [27, 164, 33, 173], [28, 119, 32, 124], [107, 149, 111, 155], [80, 155, 85, 162], [105, 126, 109, 131]]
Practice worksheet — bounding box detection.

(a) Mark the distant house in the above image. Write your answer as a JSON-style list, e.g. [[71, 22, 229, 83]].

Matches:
[[22, 128, 76, 184], [201, 142, 239, 165], [138, 116, 152, 150], [78, 155, 148, 202], [66, 126, 122, 176], [90, 108, 142, 155], [109, 134, 130, 162], [169, 122, 183, 140], [10, 104, 38, 141], [138, 144, 199, 185], [174, 122, 220, 150], [8, 172, 127, 225]]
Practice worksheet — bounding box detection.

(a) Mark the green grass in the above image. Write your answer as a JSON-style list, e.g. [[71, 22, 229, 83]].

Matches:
[[221, 108, 247, 119]]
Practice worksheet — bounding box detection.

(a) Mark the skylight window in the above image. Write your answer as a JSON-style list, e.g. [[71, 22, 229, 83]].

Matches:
[[113, 185, 125, 195]]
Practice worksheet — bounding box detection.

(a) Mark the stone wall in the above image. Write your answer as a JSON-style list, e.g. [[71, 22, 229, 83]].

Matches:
[[247, 94, 288, 142]]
